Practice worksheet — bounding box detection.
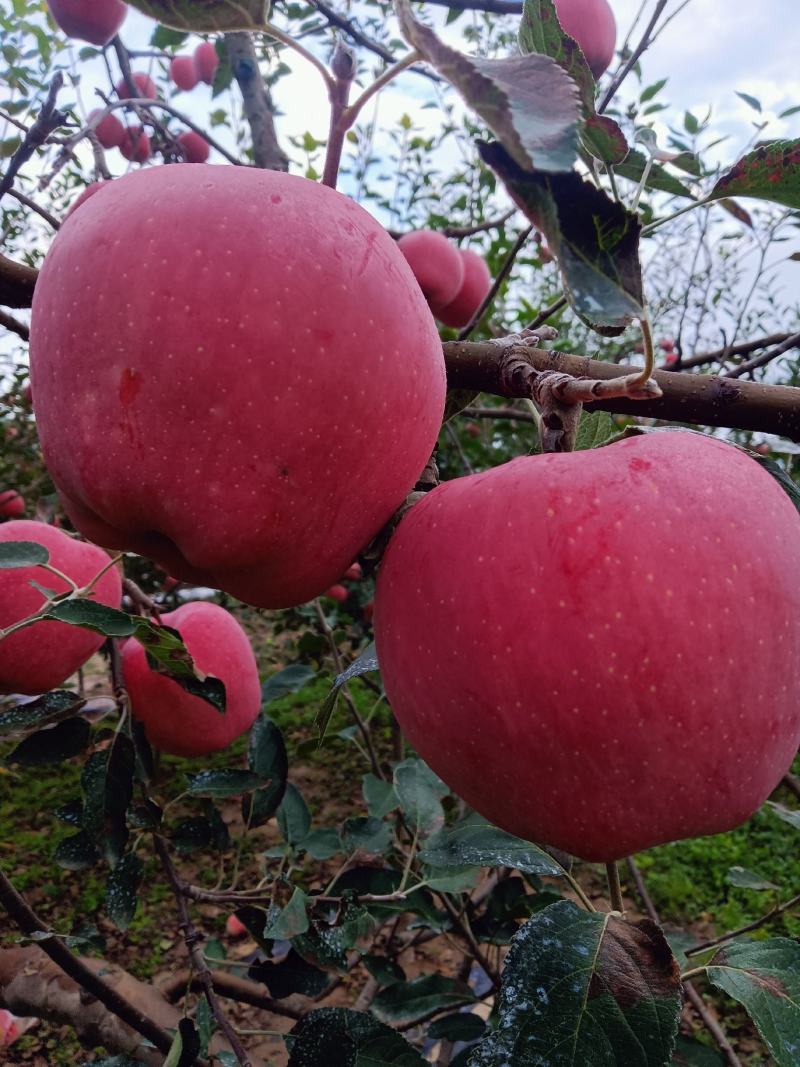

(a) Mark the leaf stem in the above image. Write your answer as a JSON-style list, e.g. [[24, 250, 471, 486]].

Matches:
[[605, 860, 624, 914]]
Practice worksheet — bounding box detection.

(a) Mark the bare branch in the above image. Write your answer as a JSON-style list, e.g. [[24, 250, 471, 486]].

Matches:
[[0, 308, 29, 341], [226, 32, 290, 171], [0, 73, 67, 202]]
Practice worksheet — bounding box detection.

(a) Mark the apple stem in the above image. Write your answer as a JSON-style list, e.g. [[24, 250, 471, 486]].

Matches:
[[321, 42, 356, 189], [606, 860, 625, 914], [630, 312, 656, 387]]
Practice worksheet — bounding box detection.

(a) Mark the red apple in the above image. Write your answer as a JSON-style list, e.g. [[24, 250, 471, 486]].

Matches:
[[325, 584, 348, 602], [162, 575, 180, 592], [553, 0, 617, 79], [374, 432, 800, 862], [434, 249, 492, 329], [397, 231, 465, 309], [344, 562, 363, 581], [194, 42, 219, 85], [115, 73, 158, 100], [170, 55, 200, 92], [362, 600, 374, 622], [0, 491, 25, 518], [46, 0, 126, 45], [659, 338, 676, 352], [89, 109, 125, 149], [65, 182, 110, 221], [177, 130, 210, 163], [0, 520, 122, 695], [30, 165, 445, 609], [121, 602, 260, 756], [119, 126, 151, 163], [226, 914, 247, 938], [663, 352, 678, 367]]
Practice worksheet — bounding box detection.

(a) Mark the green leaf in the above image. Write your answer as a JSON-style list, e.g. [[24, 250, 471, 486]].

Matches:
[[277, 782, 311, 846], [0, 690, 85, 735], [706, 938, 800, 1067], [250, 949, 333, 999], [363, 774, 399, 818], [469, 900, 681, 1065], [127, 0, 268, 31], [428, 1013, 487, 1042], [149, 23, 189, 47], [574, 410, 618, 451], [263, 887, 309, 940], [708, 140, 800, 209], [106, 852, 143, 931], [6, 717, 90, 765], [316, 643, 378, 744], [396, 0, 579, 174], [421, 865, 481, 894], [726, 866, 779, 891], [287, 1007, 427, 1065], [163, 1018, 200, 1067], [172, 816, 215, 854], [363, 955, 406, 988], [518, 0, 628, 165], [340, 816, 392, 855], [54, 829, 100, 871], [767, 801, 800, 831], [261, 663, 316, 705], [45, 599, 136, 637], [139, 620, 226, 713], [736, 91, 762, 113], [0, 540, 49, 568], [372, 974, 476, 1025], [393, 758, 448, 836], [420, 817, 563, 874], [671, 1034, 725, 1065], [480, 141, 644, 335], [186, 769, 266, 799], [242, 715, 288, 827], [614, 148, 697, 199], [301, 827, 342, 860], [81, 736, 135, 865], [195, 995, 214, 1055]]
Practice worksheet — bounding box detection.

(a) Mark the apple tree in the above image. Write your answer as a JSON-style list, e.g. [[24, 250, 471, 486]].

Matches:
[[1, 0, 800, 1065]]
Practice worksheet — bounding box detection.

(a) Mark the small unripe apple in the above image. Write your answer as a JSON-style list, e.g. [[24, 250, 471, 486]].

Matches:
[[30, 165, 445, 609], [344, 562, 363, 581], [46, 0, 126, 45], [0, 491, 25, 517], [121, 602, 260, 757], [325, 584, 348, 603], [375, 432, 800, 862], [119, 127, 151, 163], [88, 109, 125, 149], [177, 130, 210, 163], [434, 249, 492, 328], [226, 914, 247, 938], [116, 73, 158, 100], [397, 231, 465, 309], [194, 42, 219, 85], [553, 0, 617, 79], [0, 520, 122, 695], [170, 55, 200, 92]]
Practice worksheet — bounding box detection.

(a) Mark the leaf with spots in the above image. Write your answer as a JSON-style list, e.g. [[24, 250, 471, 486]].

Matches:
[[519, 0, 628, 165], [420, 815, 563, 874], [708, 140, 800, 209], [468, 900, 681, 1066], [705, 938, 800, 1067], [287, 1007, 427, 1065], [479, 140, 644, 335], [372, 975, 477, 1025], [126, 0, 268, 31], [316, 642, 378, 744], [0, 689, 85, 736], [140, 620, 226, 713], [106, 852, 144, 931], [396, 0, 580, 173]]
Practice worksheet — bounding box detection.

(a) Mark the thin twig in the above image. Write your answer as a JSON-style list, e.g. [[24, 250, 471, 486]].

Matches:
[[685, 892, 800, 958], [724, 330, 800, 380], [598, 0, 669, 113], [0, 73, 66, 201], [0, 308, 29, 341], [527, 294, 567, 331], [458, 226, 532, 341], [6, 188, 60, 229]]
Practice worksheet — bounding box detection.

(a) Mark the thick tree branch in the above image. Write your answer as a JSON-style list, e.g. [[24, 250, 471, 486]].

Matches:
[[444, 339, 800, 440], [225, 33, 290, 171], [161, 968, 304, 1021], [0, 308, 29, 341], [0, 866, 177, 1058], [0, 252, 37, 309]]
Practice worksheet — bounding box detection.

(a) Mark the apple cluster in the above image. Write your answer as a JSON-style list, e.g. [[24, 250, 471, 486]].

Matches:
[[397, 231, 492, 329]]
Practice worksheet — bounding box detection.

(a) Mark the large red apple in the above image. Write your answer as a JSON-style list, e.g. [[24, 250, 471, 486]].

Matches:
[[29, 165, 445, 609], [121, 602, 260, 756], [170, 55, 200, 92], [434, 249, 492, 328], [0, 520, 122, 695], [374, 432, 800, 861], [46, 0, 126, 45], [194, 42, 219, 85], [553, 0, 617, 79], [397, 231, 464, 309], [0, 491, 25, 518]]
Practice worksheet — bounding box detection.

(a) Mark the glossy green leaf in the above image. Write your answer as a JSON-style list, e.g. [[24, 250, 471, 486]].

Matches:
[[428, 1012, 487, 1042], [277, 782, 311, 845], [363, 774, 399, 818], [261, 663, 316, 705], [54, 829, 100, 871], [242, 715, 288, 827], [81, 736, 135, 865], [394, 758, 448, 836], [0, 690, 85, 735], [185, 769, 266, 798], [288, 1007, 427, 1065], [341, 816, 392, 854], [263, 887, 309, 940], [45, 599, 136, 637], [106, 852, 143, 931], [6, 716, 90, 765], [421, 817, 563, 875], [574, 410, 618, 451], [0, 540, 48, 568], [372, 974, 477, 1025], [316, 642, 378, 743]]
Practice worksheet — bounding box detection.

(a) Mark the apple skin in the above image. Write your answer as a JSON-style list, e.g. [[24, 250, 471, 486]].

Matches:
[[344, 562, 362, 581], [325, 584, 348, 602], [553, 0, 617, 79], [29, 165, 445, 609], [226, 914, 247, 938], [65, 182, 110, 220], [374, 432, 800, 862], [170, 55, 200, 92], [434, 249, 492, 328], [89, 109, 125, 149], [119, 126, 151, 163], [121, 602, 260, 757], [116, 73, 158, 100], [178, 130, 210, 163], [194, 42, 219, 85], [0, 491, 25, 517], [397, 231, 465, 309], [0, 520, 122, 696], [46, 0, 126, 45]]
